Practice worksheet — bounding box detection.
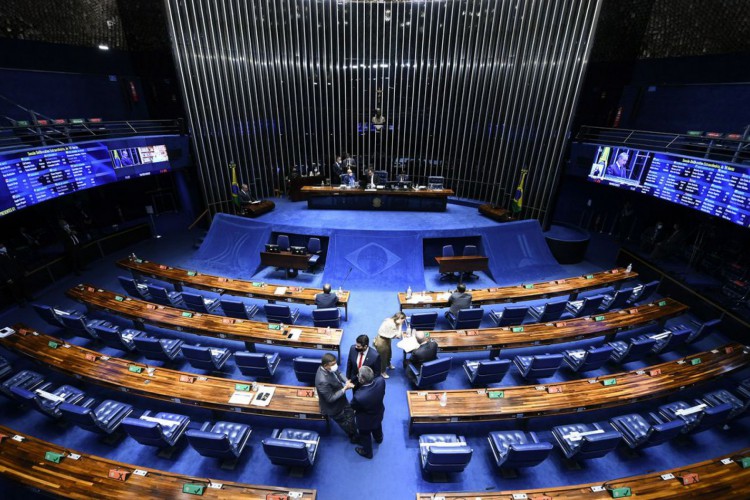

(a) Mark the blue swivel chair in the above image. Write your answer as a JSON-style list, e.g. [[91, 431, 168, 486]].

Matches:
[[235, 351, 281, 379], [419, 434, 473, 480], [463, 359, 511, 386], [439, 245, 456, 281], [264, 304, 300, 324], [489, 306, 529, 327], [462, 245, 480, 279], [634, 327, 691, 355], [552, 423, 622, 461], [513, 353, 563, 380], [182, 291, 220, 314], [219, 298, 259, 320], [607, 336, 657, 364], [60, 314, 111, 341], [562, 345, 615, 373], [121, 411, 191, 458], [185, 421, 252, 470], [609, 413, 684, 450], [181, 344, 232, 371], [146, 284, 184, 307], [681, 318, 722, 343], [487, 431, 553, 472], [409, 358, 452, 388], [59, 399, 134, 438], [739, 378, 750, 399], [528, 300, 568, 322], [654, 400, 733, 434], [312, 308, 341, 328], [92, 324, 144, 352], [601, 287, 635, 311], [133, 336, 184, 363], [0, 355, 10, 380], [446, 307, 484, 329], [702, 389, 750, 420], [293, 357, 320, 384], [1, 369, 45, 399], [307, 238, 322, 271], [565, 294, 606, 318], [629, 280, 659, 304], [410, 312, 438, 331], [12, 384, 88, 420], [262, 428, 320, 470], [118, 276, 151, 300], [277, 235, 291, 252], [32, 304, 79, 329]]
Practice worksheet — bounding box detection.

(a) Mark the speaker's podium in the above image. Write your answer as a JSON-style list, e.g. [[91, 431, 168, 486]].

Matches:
[[240, 200, 275, 217]]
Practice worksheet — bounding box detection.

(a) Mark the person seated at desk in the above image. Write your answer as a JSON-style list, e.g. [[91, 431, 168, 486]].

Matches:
[[406, 331, 438, 384], [340, 168, 357, 188], [363, 168, 377, 189], [315, 283, 339, 309], [447, 283, 472, 317], [239, 183, 257, 204]]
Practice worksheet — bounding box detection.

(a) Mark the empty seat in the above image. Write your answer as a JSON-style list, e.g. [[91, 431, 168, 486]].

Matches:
[[182, 291, 220, 314], [60, 314, 110, 340], [277, 235, 291, 252], [675, 318, 722, 344], [654, 400, 733, 434], [446, 307, 483, 330], [118, 276, 151, 300], [635, 327, 691, 355], [121, 411, 191, 457], [461, 245, 480, 279], [629, 280, 659, 304], [181, 344, 232, 371], [419, 434, 473, 477], [701, 389, 749, 420], [513, 353, 563, 380], [439, 245, 456, 280], [487, 430, 553, 470], [737, 378, 750, 399], [262, 428, 320, 469], [409, 312, 438, 331], [92, 324, 144, 352], [565, 294, 605, 318], [312, 308, 341, 328], [607, 336, 657, 364], [219, 298, 259, 320], [601, 287, 635, 311], [12, 384, 88, 419], [133, 336, 184, 362], [609, 413, 685, 449], [264, 304, 300, 324], [293, 357, 320, 384], [0, 355, 11, 380], [489, 306, 529, 327], [185, 420, 252, 469], [146, 284, 184, 307], [59, 399, 134, 436], [32, 304, 78, 329], [0, 369, 45, 399], [463, 359, 511, 386], [563, 345, 615, 373], [409, 357, 452, 388], [528, 300, 568, 322], [307, 238, 322, 270], [235, 351, 281, 379], [552, 423, 621, 460]]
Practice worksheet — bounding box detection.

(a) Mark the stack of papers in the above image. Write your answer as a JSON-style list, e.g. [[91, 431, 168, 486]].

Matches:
[[397, 336, 420, 353], [274, 287, 287, 295], [228, 391, 255, 405]]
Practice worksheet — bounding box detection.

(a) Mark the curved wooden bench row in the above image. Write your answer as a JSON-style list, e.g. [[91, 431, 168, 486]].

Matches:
[[66, 284, 343, 361], [407, 342, 750, 430], [417, 448, 750, 499], [1, 324, 324, 422], [398, 267, 638, 310], [117, 256, 351, 319], [0, 423, 316, 499]]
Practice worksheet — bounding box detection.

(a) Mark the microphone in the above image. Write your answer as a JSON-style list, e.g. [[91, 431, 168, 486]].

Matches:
[[340, 266, 353, 290]]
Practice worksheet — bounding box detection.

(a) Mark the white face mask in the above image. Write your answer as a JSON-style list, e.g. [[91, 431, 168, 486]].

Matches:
[[328, 363, 339, 372]]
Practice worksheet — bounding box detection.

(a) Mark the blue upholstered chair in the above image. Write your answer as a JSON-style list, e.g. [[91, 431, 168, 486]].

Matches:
[[277, 235, 291, 252], [487, 430, 553, 470], [419, 434, 473, 479], [607, 336, 657, 364], [462, 245, 480, 279], [293, 357, 320, 384], [59, 399, 134, 436], [60, 313, 110, 341], [702, 389, 750, 420], [489, 306, 529, 327], [92, 324, 144, 352], [264, 304, 300, 325], [32, 303, 78, 329], [739, 378, 750, 399], [121, 411, 191, 457], [133, 336, 184, 363], [609, 413, 684, 449], [463, 359, 511, 386], [185, 420, 252, 469], [654, 400, 733, 434], [118, 276, 151, 300], [312, 308, 341, 328], [262, 428, 320, 469], [629, 280, 659, 304], [678, 318, 722, 343], [409, 312, 438, 331], [0, 369, 45, 399], [565, 294, 605, 318], [446, 307, 484, 329], [601, 287, 635, 311], [235, 351, 281, 380], [439, 245, 456, 281], [307, 238, 322, 271], [528, 299, 568, 322], [0, 355, 11, 380], [219, 298, 259, 320], [146, 284, 184, 307], [181, 344, 232, 371], [409, 358, 452, 388], [562, 345, 614, 373], [12, 384, 88, 420], [634, 328, 691, 355], [182, 291, 220, 314], [552, 423, 621, 461], [513, 353, 563, 380]]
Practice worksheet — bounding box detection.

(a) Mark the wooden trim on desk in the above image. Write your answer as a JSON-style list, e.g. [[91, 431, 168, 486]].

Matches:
[[300, 186, 455, 197]]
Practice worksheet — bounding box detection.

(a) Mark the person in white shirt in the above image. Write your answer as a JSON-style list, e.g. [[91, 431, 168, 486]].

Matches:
[[373, 312, 406, 378]]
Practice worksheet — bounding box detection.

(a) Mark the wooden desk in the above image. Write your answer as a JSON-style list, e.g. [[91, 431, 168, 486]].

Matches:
[[398, 267, 638, 310], [478, 203, 513, 222], [260, 251, 311, 277], [1, 325, 325, 422], [301, 186, 454, 211], [407, 343, 749, 431], [289, 174, 326, 201], [417, 448, 750, 499], [435, 255, 489, 283], [66, 284, 343, 361], [0, 422, 317, 499], [116, 257, 350, 320], [241, 199, 275, 217]]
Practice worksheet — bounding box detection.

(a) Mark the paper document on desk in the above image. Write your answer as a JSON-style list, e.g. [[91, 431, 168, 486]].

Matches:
[[228, 391, 255, 405], [0, 327, 15, 338], [251, 386, 276, 406], [35, 390, 65, 403], [437, 293, 451, 300], [274, 287, 287, 295], [397, 336, 420, 353], [289, 328, 302, 340], [250, 200, 261, 204]]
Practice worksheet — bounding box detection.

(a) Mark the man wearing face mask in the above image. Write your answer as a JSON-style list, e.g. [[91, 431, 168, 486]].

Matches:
[[315, 353, 359, 442], [0, 242, 33, 307], [351, 366, 386, 459], [345, 335, 381, 389]]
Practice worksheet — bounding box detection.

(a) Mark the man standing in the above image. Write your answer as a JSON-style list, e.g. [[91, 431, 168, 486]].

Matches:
[[346, 335, 381, 385], [332, 156, 343, 184], [315, 283, 339, 309], [447, 283, 472, 316], [315, 353, 358, 442], [0, 242, 33, 307], [351, 366, 386, 459], [406, 331, 438, 385]]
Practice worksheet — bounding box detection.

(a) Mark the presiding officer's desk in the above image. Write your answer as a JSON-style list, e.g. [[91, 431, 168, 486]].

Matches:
[[66, 284, 344, 361], [417, 448, 750, 499], [398, 267, 638, 310], [407, 343, 750, 431], [116, 257, 351, 319], [0, 422, 318, 499], [301, 185, 455, 211], [0, 325, 325, 422]]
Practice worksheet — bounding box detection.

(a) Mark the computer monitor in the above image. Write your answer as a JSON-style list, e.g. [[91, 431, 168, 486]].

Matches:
[[427, 176, 444, 190], [265, 243, 280, 253], [290, 246, 306, 255]]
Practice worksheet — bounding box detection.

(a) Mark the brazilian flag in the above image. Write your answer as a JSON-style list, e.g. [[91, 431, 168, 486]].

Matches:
[[230, 161, 240, 207], [511, 169, 528, 214]]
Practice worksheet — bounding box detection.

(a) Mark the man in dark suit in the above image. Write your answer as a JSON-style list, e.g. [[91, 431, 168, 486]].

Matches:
[[332, 156, 343, 184], [447, 283, 472, 316], [0, 242, 33, 307], [59, 219, 84, 275], [351, 366, 386, 459], [406, 331, 438, 384], [314, 353, 358, 442], [346, 335, 381, 386], [238, 183, 255, 204], [315, 283, 339, 309]]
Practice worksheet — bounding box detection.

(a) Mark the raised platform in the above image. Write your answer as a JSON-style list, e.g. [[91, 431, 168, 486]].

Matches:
[[301, 185, 454, 211]]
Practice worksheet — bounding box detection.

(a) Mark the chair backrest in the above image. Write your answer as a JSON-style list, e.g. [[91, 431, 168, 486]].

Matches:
[[59, 403, 97, 429], [185, 430, 235, 458], [59, 314, 94, 336], [277, 235, 291, 251], [220, 298, 249, 319], [417, 358, 452, 386], [693, 402, 733, 432], [33, 304, 68, 328], [474, 359, 511, 384], [307, 237, 321, 254], [656, 328, 691, 352], [118, 276, 146, 298], [121, 418, 168, 446], [92, 324, 132, 351], [442, 245, 454, 258], [642, 420, 685, 448], [618, 337, 657, 363], [455, 307, 484, 329], [312, 308, 341, 328], [606, 288, 635, 310], [577, 345, 614, 371], [505, 442, 554, 468], [264, 303, 291, 323], [262, 438, 310, 466], [536, 300, 567, 322], [525, 354, 563, 378], [410, 312, 438, 331], [133, 337, 176, 361], [293, 357, 320, 383], [634, 280, 659, 303], [576, 295, 605, 317], [182, 292, 208, 312], [180, 344, 219, 370], [426, 446, 472, 470], [374, 170, 388, 183], [576, 431, 621, 459], [462, 245, 478, 256], [235, 351, 273, 378], [496, 306, 528, 326], [146, 285, 171, 303], [689, 318, 721, 343], [0, 369, 44, 398]]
